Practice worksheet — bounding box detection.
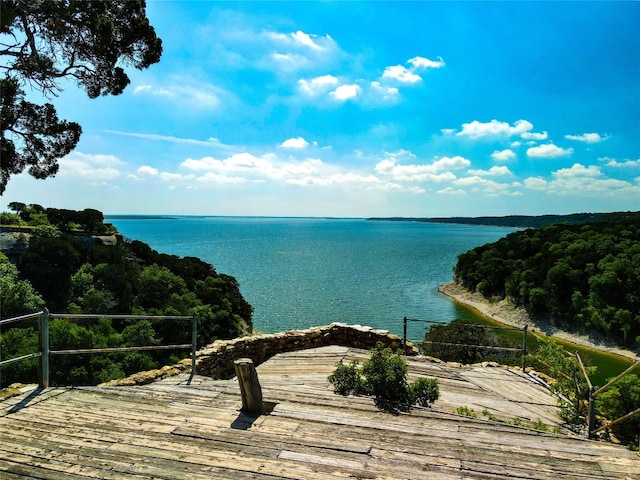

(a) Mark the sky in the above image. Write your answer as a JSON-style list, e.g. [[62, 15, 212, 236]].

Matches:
[[2, 1, 640, 217]]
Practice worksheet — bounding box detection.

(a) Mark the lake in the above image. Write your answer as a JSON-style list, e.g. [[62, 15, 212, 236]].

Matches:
[[106, 215, 634, 384], [107, 216, 514, 342]]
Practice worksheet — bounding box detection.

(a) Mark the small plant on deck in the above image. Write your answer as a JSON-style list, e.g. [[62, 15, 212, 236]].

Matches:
[[328, 342, 439, 411]]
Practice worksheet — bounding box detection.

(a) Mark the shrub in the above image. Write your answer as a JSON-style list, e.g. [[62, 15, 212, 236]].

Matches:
[[409, 377, 440, 407], [328, 342, 439, 411], [327, 360, 362, 396]]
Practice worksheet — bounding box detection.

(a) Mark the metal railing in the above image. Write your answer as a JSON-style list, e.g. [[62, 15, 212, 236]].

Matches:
[[0, 309, 197, 387], [575, 352, 640, 438], [403, 316, 529, 371]]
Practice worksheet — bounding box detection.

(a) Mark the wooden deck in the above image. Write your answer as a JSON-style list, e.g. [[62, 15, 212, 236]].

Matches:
[[1, 346, 638, 479]]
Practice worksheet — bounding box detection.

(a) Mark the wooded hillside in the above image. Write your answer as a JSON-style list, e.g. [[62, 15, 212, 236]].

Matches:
[[0, 204, 253, 386], [453, 218, 640, 347]]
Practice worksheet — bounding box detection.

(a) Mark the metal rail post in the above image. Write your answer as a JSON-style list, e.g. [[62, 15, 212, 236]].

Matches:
[[38, 308, 50, 388], [188, 316, 197, 384], [522, 325, 528, 372], [403, 317, 407, 355]]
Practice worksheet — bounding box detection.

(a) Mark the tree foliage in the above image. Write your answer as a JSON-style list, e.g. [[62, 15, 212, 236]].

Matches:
[[0, 0, 162, 193], [328, 342, 440, 411], [453, 217, 640, 346], [420, 319, 520, 365], [0, 206, 253, 387]]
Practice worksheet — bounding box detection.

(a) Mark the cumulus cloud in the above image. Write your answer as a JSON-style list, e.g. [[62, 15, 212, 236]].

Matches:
[[133, 81, 223, 109], [526, 143, 574, 158], [468, 166, 513, 176], [603, 158, 640, 168], [382, 55, 445, 84], [137, 165, 159, 177], [370, 81, 399, 101], [58, 152, 124, 180], [452, 176, 514, 196], [521, 131, 548, 141], [437, 186, 467, 195], [408, 56, 446, 69], [279, 137, 309, 149], [298, 75, 339, 96], [491, 149, 516, 162], [375, 154, 469, 182], [565, 132, 609, 143], [382, 65, 422, 84], [456, 119, 534, 139], [330, 84, 361, 101], [269, 30, 336, 52], [523, 177, 548, 190]]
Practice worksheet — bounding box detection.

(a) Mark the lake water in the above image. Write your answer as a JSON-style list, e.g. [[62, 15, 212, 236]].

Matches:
[[107, 216, 634, 383], [107, 216, 515, 342]]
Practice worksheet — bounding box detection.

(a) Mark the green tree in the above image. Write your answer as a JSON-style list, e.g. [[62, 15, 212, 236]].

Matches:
[[596, 374, 640, 444], [532, 338, 595, 424], [420, 319, 519, 365], [0, 0, 162, 193], [0, 252, 44, 318]]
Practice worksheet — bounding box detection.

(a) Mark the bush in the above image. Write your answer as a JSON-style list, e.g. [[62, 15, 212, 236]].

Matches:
[[328, 342, 439, 411], [327, 360, 362, 396], [409, 377, 440, 407]]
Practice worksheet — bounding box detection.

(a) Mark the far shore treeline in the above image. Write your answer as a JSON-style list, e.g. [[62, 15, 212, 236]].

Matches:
[[0, 203, 252, 387]]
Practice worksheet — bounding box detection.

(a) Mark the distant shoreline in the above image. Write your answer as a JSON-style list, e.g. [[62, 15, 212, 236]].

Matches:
[[438, 282, 639, 362]]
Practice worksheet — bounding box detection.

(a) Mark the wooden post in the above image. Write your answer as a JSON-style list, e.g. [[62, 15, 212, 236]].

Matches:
[[234, 358, 266, 415]]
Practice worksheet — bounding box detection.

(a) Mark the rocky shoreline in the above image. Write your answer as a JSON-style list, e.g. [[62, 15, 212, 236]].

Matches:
[[438, 282, 639, 362]]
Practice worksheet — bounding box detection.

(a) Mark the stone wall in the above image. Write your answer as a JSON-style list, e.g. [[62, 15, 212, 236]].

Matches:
[[102, 323, 418, 386]]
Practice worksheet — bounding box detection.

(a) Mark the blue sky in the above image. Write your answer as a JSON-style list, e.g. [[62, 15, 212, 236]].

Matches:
[[3, 1, 639, 217]]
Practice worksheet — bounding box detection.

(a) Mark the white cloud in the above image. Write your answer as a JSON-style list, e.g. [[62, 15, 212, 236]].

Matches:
[[437, 187, 467, 195], [455, 119, 534, 139], [491, 149, 516, 162], [381, 55, 445, 84], [290, 31, 330, 50], [58, 152, 123, 180], [137, 165, 159, 177], [523, 177, 548, 190], [298, 75, 339, 96], [408, 56, 446, 69], [565, 132, 609, 143], [604, 158, 640, 168], [521, 131, 548, 141], [375, 154, 469, 182], [133, 81, 222, 109], [554, 163, 602, 178], [468, 166, 512, 176], [104, 131, 231, 150], [547, 163, 638, 196], [269, 30, 335, 52], [370, 81, 399, 101], [382, 65, 422, 84], [279, 137, 309, 149], [330, 84, 361, 101], [452, 176, 514, 196], [527, 143, 574, 158]]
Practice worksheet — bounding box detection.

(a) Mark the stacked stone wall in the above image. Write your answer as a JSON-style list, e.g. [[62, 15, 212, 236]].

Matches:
[[103, 323, 417, 386]]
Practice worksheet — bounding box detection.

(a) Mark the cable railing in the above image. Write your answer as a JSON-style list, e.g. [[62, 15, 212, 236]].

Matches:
[[403, 316, 529, 370], [0, 309, 197, 387], [575, 351, 640, 438]]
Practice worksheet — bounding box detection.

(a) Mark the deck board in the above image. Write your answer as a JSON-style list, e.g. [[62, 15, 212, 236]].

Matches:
[[1, 346, 638, 479]]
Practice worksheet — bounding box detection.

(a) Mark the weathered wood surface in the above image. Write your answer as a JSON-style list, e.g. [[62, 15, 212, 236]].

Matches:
[[1, 346, 638, 479]]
